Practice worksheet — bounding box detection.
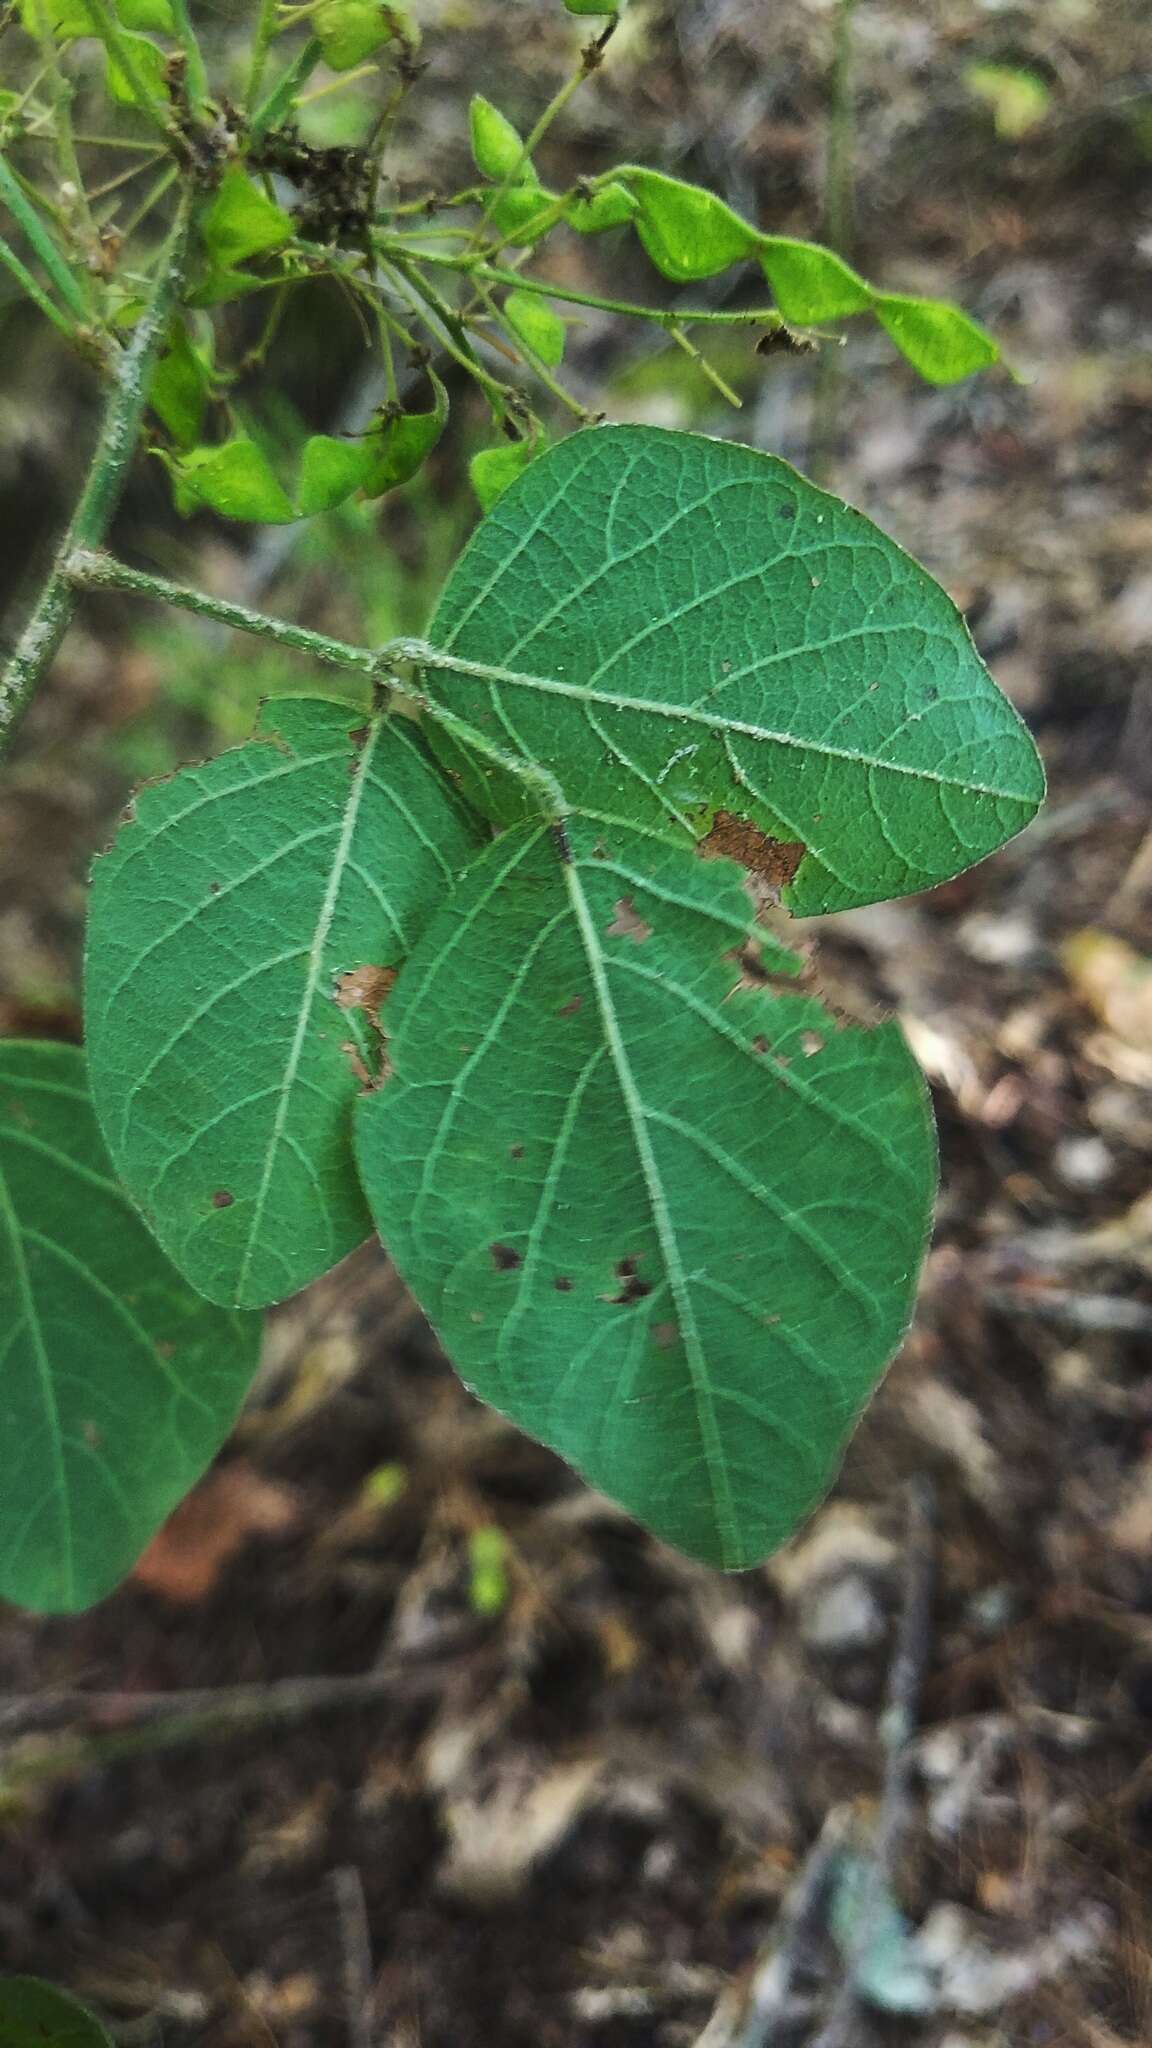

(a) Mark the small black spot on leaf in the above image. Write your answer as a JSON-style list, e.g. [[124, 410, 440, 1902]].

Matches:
[[490, 1242, 522, 1271]]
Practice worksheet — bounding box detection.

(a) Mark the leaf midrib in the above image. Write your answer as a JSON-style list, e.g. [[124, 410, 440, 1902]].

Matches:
[[561, 851, 742, 1566], [423, 651, 1038, 803], [234, 714, 385, 1305]]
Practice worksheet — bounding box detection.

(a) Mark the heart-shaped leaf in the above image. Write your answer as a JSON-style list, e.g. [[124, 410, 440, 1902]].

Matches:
[[420, 425, 1044, 914], [356, 821, 935, 1568], [85, 697, 485, 1309], [0, 1042, 260, 1612]]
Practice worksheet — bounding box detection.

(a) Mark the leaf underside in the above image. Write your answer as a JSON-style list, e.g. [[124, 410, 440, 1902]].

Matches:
[[85, 697, 485, 1309], [356, 821, 936, 1570], [0, 1042, 260, 1613], [422, 425, 1045, 915]]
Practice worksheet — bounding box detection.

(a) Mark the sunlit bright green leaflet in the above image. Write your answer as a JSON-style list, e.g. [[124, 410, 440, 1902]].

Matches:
[[421, 426, 1044, 915], [356, 821, 936, 1569], [0, 1042, 259, 1613], [85, 697, 484, 1310]]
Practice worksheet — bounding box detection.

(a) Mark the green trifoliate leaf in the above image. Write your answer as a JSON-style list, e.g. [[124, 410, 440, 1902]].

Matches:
[[623, 167, 759, 282], [421, 425, 1045, 914], [0, 1042, 260, 1613], [615, 169, 998, 384], [314, 0, 393, 68], [355, 821, 936, 1569], [199, 167, 293, 269], [872, 291, 1000, 384], [503, 289, 566, 367], [172, 437, 296, 522], [469, 436, 541, 511], [469, 94, 532, 183], [85, 698, 485, 1310], [0, 1975, 115, 2045], [563, 180, 638, 233], [361, 370, 448, 495]]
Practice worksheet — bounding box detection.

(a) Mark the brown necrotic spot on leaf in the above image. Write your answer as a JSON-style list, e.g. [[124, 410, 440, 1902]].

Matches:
[[339, 1039, 379, 1089], [334, 964, 398, 1022], [510, 1143, 525, 1160], [554, 1275, 573, 1292], [606, 897, 652, 944], [752, 1035, 771, 1055], [211, 1189, 234, 1208], [490, 1243, 522, 1271], [557, 994, 583, 1018], [651, 1321, 678, 1350], [698, 811, 805, 890], [604, 1256, 652, 1307]]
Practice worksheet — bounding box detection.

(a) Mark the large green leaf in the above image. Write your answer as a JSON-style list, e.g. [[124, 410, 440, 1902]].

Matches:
[[85, 697, 485, 1310], [356, 821, 935, 1569], [419, 426, 1045, 915], [0, 1042, 259, 1613], [0, 1976, 113, 2046]]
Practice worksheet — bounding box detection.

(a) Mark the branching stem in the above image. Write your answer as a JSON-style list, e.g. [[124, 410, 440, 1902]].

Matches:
[[0, 190, 195, 759]]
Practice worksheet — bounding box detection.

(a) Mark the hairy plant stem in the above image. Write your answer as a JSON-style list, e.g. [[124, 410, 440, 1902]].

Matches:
[[0, 190, 194, 761], [64, 553, 381, 681], [55, 561, 568, 820], [811, 0, 857, 483]]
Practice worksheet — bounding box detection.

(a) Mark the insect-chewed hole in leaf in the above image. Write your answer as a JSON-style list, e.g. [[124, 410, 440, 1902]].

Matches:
[[211, 1189, 234, 1209], [604, 1256, 652, 1307], [490, 1242, 522, 1272], [698, 811, 806, 892], [801, 1030, 826, 1057], [605, 897, 652, 944]]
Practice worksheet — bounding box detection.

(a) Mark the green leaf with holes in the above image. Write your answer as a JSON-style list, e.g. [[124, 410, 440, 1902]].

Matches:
[[0, 1042, 260, 1613], [616, 168, 998, 382], [355, 821, 935, 1569], [419, 425, 1044, 914], [85, 697, 485, 1310]]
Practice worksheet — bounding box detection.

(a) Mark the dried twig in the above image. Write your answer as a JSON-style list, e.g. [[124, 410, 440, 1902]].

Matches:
[[694, 1805, 855, 2048], [808, 1477, 937, 2048]]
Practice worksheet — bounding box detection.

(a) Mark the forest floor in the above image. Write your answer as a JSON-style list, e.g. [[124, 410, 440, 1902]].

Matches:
[[2, 3, 1152, 2044]]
